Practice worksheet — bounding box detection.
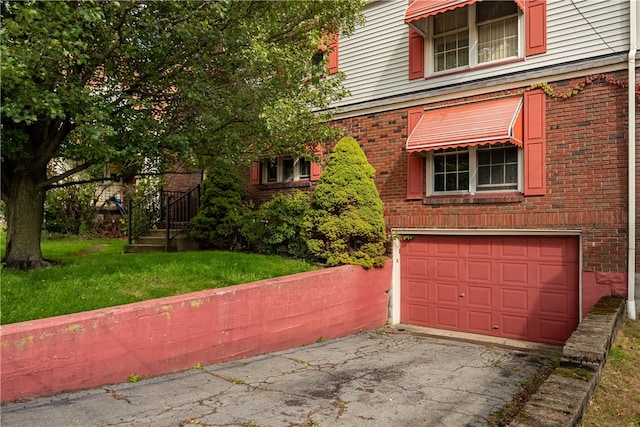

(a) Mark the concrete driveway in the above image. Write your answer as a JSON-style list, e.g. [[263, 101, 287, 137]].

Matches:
[[1, 329, 553, 427]]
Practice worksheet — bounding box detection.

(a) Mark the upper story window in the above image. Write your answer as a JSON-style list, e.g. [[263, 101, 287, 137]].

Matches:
[[430, 2, 520, 74], [262, 157, 311, 184], [406, 0, 547, 80], [433, 8, 469, 72], [476, 2, 519, 64]]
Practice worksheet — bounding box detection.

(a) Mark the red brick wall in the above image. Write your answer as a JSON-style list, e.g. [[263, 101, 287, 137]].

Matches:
[[331, 71, 630, 274], [163, 162, 203, 193], [163, 171, 202, 192]]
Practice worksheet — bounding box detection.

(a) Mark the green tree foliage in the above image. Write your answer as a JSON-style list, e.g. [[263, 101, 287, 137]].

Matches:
[[303, 137, 387, 268], [242, 191, 311, 259], [189, 160, 248, 251], [0, 0, 364, 268]]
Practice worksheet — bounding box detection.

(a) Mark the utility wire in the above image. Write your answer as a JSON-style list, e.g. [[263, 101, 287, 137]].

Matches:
[[569, 0, 627, 60]]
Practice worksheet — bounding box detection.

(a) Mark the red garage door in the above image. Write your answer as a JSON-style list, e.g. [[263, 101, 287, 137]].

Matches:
[[400, 235, 579, 345]]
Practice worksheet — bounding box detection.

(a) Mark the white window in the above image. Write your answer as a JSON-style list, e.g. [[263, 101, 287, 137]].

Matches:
[[428, 143, 522, 195], [428, 2, 521, 74], [261, 157, 311, 184], [433, 7, 469, 72]]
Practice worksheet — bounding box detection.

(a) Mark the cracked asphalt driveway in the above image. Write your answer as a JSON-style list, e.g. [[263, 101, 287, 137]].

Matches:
[[1, 329, 552, 427]]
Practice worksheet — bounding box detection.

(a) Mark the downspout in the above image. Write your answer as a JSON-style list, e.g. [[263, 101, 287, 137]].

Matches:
[[627, 0, 637, 320]]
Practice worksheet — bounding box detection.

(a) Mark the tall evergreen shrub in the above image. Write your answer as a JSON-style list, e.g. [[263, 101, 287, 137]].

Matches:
[[303, 136, 387, 268], [190, 159, 248, 250]]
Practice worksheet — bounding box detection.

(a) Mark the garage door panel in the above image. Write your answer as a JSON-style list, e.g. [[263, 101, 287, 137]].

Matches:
[[534, 237, 575, 260], [401, 235, 579, 345], [538, 263, 576, 288], [405, 304, 429, 324], [467, 240, 493, 257], [500, 314, 529, 338], [538, 291, 578, 317], [436, 307, 460, 329], [467, 285, 492, 308], [539, 318, 576, 343], [499, 238, 529, 258], [500, 288, 530, 312], [404, 256, 429, 277], [467, 261, 493, 282], [467, 311, 493, 334], [435, 237, 460, 255], [500, 262, 530, 286], [435, 259, 460, 280], [404, 279, 430, 301], [402, 239, 429, 255], [436, 283, 461, 304]]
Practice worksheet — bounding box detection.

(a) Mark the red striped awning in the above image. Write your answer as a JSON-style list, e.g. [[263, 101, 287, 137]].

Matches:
[[405, 0, 524, 24], [406, 97, 524, 153]]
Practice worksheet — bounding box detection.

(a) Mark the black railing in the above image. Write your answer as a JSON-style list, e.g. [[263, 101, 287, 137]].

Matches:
[[164, 185, 201, 245], [127, 185, 200, 249]]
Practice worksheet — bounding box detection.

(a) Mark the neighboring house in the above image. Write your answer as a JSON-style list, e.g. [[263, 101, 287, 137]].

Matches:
[[247, 0, 639, 345]]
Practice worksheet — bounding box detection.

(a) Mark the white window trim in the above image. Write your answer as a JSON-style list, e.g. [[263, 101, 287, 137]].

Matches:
[[425, 145, 523, 196], [425, 3, 523, 76], [261, 157, 311, 184]]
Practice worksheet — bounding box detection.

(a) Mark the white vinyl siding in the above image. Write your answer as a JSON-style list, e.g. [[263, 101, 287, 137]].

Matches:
[[333, 0, 630, 109]]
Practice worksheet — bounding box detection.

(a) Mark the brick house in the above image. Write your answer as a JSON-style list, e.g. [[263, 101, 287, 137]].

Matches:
[[248, 0, 639, 345]]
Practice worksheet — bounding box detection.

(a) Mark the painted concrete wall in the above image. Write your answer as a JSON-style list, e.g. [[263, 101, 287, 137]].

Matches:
[[0, 264, 391, 402]]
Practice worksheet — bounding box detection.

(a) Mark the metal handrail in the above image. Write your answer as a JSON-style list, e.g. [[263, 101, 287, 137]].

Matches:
[[127, 185, 200, 247], [164, 185, 201, 248], [127, 190, 162, 244]]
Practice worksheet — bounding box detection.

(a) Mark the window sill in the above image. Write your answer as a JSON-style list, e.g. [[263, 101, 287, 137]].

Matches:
[[423, 193, 523, 205], [254, 180, 313, 190], [424, 57, 524, 81]]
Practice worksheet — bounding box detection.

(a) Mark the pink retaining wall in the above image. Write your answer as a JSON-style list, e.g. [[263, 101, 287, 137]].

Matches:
[[0, 264, 391, 402]]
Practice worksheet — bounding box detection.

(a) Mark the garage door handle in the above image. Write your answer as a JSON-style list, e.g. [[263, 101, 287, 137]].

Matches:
[[493, 325, 500, 330], [459, 293, 465, 297]]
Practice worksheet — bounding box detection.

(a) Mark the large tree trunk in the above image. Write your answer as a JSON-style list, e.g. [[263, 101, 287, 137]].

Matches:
[[2, 169, 53, 270]]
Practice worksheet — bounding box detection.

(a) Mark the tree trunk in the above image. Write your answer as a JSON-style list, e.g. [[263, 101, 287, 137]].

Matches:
[[2, 170, 53, 270]]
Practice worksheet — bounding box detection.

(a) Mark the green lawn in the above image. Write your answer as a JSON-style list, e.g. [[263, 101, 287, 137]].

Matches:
[[1, 236, 317, 325]]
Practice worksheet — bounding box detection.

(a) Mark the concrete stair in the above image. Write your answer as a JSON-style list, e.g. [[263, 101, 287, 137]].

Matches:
[[124, 228, 199, 253]]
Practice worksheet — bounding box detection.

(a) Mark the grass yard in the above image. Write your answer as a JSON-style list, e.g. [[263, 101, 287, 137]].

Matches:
[[581, 317, 640, 427], [1, 236, 317, 325]]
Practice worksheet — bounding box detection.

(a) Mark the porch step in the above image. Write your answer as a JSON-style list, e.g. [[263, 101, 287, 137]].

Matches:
[[142, 229, 190, 238], [124, 229, 198, 253]]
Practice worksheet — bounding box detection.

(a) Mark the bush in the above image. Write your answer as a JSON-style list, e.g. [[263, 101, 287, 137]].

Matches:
[[302, 136, 387, 268], [242, 191, 311, 259], [43, 184, 99, 235], [189, 159, 249, 250]]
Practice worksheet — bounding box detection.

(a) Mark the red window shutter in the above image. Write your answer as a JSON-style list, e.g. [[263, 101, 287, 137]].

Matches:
[[526, 0, 547, 56], [406, 106, 425, 199], [408, 28, 424, 80], [250, 161, 260, 185], [311, 145, 323, 181], [523, 89, 546, 196], [328, 34, 339, 74]]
